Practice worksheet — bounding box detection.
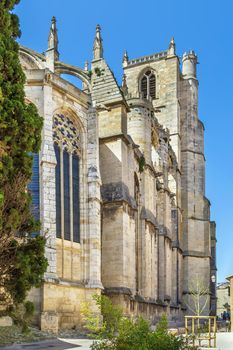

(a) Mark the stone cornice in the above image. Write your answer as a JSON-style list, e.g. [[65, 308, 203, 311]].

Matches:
[[181, 148, 205, 160], [101, 182, 137, 210], [183, 250, 211, 258]]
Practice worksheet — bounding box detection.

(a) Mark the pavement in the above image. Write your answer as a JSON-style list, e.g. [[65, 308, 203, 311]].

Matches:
[[216, 332, 233, 349], [60, 339, 94, 350], [189, 332, 233, 350], [1, 332, 233, 350], [0, 338, 94, 350]]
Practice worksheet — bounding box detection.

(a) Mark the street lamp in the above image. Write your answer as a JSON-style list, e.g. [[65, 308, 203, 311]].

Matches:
[[211, 274, 216, 283]]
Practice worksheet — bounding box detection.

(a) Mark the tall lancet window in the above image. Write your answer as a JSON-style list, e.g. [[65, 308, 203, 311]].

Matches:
[[53, 113, 81, 243], [140, 70, 156, 100]]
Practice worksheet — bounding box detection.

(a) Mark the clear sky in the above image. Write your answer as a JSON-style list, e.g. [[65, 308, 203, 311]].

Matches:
[[15, 0, 233, 282]]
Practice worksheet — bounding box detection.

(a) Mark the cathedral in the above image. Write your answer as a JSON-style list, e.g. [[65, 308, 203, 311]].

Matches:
[[19, 18, 217, 332]]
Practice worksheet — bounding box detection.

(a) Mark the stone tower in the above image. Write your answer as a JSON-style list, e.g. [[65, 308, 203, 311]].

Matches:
[[180, 51, 213, 313], [122, 40, 183, 307]]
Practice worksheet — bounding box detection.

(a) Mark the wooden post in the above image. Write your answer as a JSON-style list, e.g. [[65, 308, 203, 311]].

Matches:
[[214, 316, 217, 348], [192, 317, 195, 347], [208, 318, 211, 348], [184, 315, 217, 349]]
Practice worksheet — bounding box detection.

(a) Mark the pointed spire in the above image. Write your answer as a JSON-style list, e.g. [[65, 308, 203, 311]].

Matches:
[[84, 60, 89, 71], [122, 49, 128, 68], [47, 16, 59, 61], [93, 24, 103, 60], [82, 60, 89, 91], [168, 36, 176, 56]]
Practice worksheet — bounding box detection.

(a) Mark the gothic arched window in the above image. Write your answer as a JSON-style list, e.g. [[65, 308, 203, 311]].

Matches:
[[53, 113, 81, 243], [140, 70, 156, 100]]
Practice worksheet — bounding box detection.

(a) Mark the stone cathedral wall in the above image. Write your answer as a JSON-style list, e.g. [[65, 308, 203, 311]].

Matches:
[[17, 23, 216, 329]]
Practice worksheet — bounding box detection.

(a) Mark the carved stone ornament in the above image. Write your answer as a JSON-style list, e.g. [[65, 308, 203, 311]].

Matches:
[[53, 113, 81, 153]]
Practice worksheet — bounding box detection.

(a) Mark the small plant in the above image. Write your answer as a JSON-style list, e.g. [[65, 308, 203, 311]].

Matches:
[[94, 67, 105, 77], [81, 300, 103, 337], [139, 155, 146, 173], [156, 314, 168, 333], [156, 298, 164, 305], [88, 70, 93, 78], [81, 294, 123, 339]]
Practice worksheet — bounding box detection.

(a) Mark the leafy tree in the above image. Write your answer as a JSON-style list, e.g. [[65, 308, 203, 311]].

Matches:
[[0, 0, 47, 309]]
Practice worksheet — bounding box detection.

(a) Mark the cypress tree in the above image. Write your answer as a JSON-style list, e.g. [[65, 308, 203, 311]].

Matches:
[[0, 0, 48, 307]]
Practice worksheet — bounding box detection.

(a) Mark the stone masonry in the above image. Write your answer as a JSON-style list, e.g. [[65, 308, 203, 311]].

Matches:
[[19, 18, 216, 331]]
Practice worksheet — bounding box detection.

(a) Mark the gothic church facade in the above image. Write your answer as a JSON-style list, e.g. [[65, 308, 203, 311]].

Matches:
[[19, 18, 217, 331]]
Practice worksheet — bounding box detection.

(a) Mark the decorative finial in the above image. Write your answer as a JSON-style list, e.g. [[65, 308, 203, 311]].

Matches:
[[84, 60, 89, 71], [47, 16, 59, 61], [168, 36, 176, 56], [122, 49, 128, 67], [93, 24, 103, 60], [189, 49, 196, 56]]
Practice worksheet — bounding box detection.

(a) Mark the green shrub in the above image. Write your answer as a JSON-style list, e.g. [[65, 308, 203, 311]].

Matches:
[[9, 300, 35, 333], [83, 294, 190, 350], [81, 294, 123, 339], [91, 316, 185, 350]]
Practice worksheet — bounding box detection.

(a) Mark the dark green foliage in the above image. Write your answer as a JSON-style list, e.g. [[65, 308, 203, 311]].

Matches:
[[0, 0, 43, 208], [88, 70, 93, 78], [9, 300, 35, 333], [0, 0, 47, 309], [139, 155, 146, 173], [94, 67, 105, 77], [5, 236, 48, 304]]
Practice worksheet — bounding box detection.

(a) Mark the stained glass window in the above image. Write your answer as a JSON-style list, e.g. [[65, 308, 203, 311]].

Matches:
[[53, 114, 81, 243]]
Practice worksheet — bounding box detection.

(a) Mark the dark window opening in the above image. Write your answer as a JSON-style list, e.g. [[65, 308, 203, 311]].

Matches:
[[72, 154, 80, 243], [140, 70, 156, 100], [63, 149, 71, 240], [28, 153, 40, 237], [141, 76, 147, 98], [149, 74, 156, 99], [55, 144, 61, 238], [54, 144, 80, 243]]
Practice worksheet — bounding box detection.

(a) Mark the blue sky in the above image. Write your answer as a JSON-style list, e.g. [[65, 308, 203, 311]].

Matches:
[[15, 0, 233, 282]]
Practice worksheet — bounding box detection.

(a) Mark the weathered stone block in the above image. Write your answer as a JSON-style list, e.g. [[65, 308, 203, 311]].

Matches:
[[0, 316, 13, 327], [41, 311, 58, 333]]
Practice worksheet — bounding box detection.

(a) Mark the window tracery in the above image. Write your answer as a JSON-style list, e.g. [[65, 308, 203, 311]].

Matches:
[[53, 113, 81, 243], [53, 113, 81, 153], [140, 70, 156, 100]]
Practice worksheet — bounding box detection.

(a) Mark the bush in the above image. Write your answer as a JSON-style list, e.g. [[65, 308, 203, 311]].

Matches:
[[81, 294, 123, 339], [9, 300, 35, 333], [82, 294, 190, 350], [91, 316, 185, 350]]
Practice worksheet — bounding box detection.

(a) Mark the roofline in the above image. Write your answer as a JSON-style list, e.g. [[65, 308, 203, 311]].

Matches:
[[226, 275, 233, 281]]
